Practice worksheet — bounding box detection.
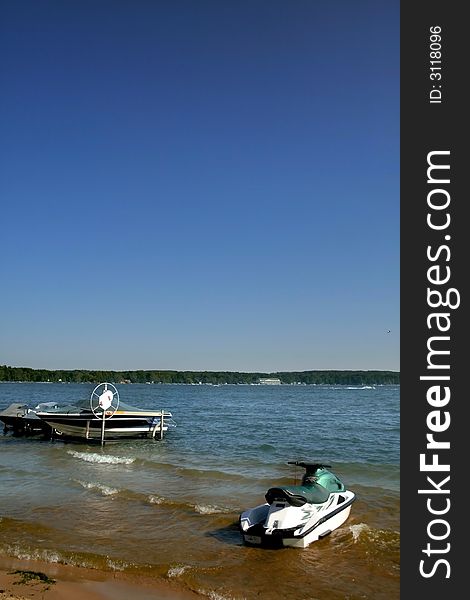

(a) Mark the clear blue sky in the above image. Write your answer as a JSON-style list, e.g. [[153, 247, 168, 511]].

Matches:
[[0, 0, 399, 372]]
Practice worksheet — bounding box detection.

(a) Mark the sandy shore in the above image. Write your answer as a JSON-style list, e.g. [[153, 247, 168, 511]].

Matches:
[[0, 556, 201, 600]]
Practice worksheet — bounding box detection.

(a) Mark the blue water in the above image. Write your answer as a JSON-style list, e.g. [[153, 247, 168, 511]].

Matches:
[[0, 382, 400, 599]]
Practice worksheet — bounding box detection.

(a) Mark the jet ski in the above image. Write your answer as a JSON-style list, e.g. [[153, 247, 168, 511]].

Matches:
[[239, 461, 356, 548]]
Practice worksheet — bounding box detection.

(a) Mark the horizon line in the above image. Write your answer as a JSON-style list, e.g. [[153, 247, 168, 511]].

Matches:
[[2, 365, 400, 374]]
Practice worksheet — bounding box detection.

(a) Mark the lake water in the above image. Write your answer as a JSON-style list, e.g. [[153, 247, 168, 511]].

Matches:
[[0, 382, 399, 599]]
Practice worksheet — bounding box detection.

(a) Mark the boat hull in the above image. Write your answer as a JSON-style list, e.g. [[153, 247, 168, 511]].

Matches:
[[37, 414, 169, 440]]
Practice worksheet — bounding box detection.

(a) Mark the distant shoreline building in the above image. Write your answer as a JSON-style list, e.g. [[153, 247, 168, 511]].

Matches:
[[258, 378, 282, 385]]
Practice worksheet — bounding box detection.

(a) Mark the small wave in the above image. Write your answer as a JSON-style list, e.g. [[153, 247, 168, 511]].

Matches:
[[2, 543, 132, 573], [106, 558, 128, 571], [199, 590, 239, 600], [346, 386, 376, 390], [148, 495, 165, 505], [3, 544, 63, 564], [194, 504, 231, 515], [146, 494, 232, 515], [349, 522, 400, 548], [76, 480, 119, 496], [167, 564, 191, 578], [258, 443, 276, 451], [350, 522, 370, 541], [146, 494, 180, 508], [67, 450, 135, 464]]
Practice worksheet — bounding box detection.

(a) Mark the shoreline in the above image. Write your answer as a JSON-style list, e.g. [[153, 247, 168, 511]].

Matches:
[[0, 556, 201, 600]]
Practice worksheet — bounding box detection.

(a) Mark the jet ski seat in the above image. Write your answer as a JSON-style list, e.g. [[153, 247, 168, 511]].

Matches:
[[265, 483, 331, 507]]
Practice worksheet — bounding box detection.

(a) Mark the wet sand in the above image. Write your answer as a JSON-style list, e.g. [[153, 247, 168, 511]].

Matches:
[[0, 556, 201, 600]]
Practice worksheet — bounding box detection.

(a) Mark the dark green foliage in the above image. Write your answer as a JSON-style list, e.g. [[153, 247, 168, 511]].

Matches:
[[0, 365, 399, 385]]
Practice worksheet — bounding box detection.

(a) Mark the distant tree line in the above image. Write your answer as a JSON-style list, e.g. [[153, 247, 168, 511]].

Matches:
[[0, 365, 399, 385]]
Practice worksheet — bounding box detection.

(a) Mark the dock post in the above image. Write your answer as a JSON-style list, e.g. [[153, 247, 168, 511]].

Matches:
[[101, 412, 106, 446]]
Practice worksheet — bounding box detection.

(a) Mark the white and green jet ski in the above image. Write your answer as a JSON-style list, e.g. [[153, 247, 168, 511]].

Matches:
[[239, 461, 355, 548]]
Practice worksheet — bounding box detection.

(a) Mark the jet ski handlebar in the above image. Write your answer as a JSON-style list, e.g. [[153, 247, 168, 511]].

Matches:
[[287, 461, 332, 471]]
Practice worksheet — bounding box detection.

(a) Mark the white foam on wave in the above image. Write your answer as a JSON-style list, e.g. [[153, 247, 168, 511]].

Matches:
[[68, 450, 134, 465], [167, 564, 190, 578], [349, 522, 400, 548], [148, 495, 165, 505], [2, 544, 125, 572], [346, 386, 376, 390], [5, 544, 62, 564], [194, 504, 230, 515], [106, 558, 128, 571], [349, 522, 371, 541], [76, 480, 119, 496], [199, 590, 239, 600]]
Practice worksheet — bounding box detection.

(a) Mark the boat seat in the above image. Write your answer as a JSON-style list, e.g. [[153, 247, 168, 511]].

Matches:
[[265, 483, 330, 507]]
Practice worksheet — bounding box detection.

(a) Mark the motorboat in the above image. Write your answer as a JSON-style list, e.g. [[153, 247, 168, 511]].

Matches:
[[35, 383, 175, 442], [0, 402, 59, 436], [239, 461, 355, 548], [35, 401, 173, 441]]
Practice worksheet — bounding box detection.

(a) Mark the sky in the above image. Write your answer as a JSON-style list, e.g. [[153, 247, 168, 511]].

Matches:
[[0, 0, 399, 372]]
